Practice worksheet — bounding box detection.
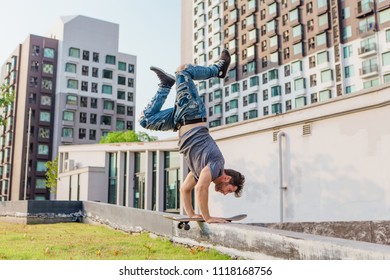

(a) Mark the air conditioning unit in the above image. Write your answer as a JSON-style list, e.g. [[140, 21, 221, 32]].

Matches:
[[64, 159, 74, 172]]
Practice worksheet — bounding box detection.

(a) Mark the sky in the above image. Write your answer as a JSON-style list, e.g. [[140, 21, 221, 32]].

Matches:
[[0, 0, 180, 139]]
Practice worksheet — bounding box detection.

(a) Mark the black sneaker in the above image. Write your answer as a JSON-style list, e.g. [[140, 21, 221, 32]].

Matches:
[[215, 49, 231, 78], [150, 66, 175, 88]]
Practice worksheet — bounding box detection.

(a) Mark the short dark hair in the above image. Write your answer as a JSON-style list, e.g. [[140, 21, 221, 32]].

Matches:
[[225, 169, 245, 198]]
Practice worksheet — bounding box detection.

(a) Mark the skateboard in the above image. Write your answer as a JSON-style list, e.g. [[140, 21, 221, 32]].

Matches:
[[164, 214, 247, 231]]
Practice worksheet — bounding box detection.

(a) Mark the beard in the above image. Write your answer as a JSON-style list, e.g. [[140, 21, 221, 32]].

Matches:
[[215, 182, 228, 192]]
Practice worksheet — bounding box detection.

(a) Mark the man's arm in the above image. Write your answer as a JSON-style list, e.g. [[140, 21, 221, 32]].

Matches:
[[180, 172, 198, 218], [196, 166, 227, 223]]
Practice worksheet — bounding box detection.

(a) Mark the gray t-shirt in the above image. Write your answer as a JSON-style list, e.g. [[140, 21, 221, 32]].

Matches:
[[178, 126, 224, 181]]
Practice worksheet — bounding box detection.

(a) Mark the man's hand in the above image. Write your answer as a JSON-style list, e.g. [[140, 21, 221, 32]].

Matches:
[[205, 217, 229, 224]]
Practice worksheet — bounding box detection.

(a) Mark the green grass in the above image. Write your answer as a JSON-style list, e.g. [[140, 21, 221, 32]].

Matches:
[[0, 222, 231, 260]]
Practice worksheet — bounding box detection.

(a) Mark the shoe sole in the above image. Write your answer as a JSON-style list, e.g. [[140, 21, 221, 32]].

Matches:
[[150, 66, 175, 82]]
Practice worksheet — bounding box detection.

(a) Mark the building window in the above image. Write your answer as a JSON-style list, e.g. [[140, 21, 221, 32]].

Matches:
[[118, 61, 126, 71], [384, 73, 390, 83], [82, 65, 89, 76], [118, 76, 126, 85], [90, 114, 97, 124], [66, 95, 77, 105], [91, 98, 98, 108], [81, 81, 88, 91], [291, 60, 302, 73], [44, 48, 55, 59], [103, 70, 113, 79], [343, 45, 353, 58], [39, 128, 50, 139], [317, 51, 329, 65], [40, 112, 51, 122], [226, 115, 239, 124], [116, 119, 125, 131], [295, 96, 306, 109], [382, 51, 390, 66], [37, 161, 47, 172], [36, 178, 46, 189], [41, 96, 51, 106], [80, 112, 87, 123], [82, 50, 90, 61], [62, 127, 73, 138], [105, 55, 116, 65], [65, 63, 76, 73], [294, 78, 306, 90], [104, 100, 114, 110], [38, 144, 49, 155], [293, 42, 303, 55], [92, 67, 98, 77], [342, 26, 352, 40], [69, 47, 80, 58], [102, 85, 112, 94], [80, 97, 88, 107], [117, 91, 125, 100], [319, 89, 331, 101], [63, 111, 74, 122], [379, 8, 390, 24], [128, 78, 134, 87], [42, 79, 53, 90], [345, 85, 356, 94], [344, 65, 354, 78], [67, 79, 78, 89], [271, 86, 281, 97], [271, 103, 282, 114], [316, 32, 327, 46], [89, 129, 96, 140], [42, 63, 54, 75], [91, 83, 98, 93], [93, 52, 99, 62], [363, 78, 379, 89], [117, 105, 125, 115], [101, 116, 112, 125], [32, 45, 40, 56], [79, 128, 86, 139]]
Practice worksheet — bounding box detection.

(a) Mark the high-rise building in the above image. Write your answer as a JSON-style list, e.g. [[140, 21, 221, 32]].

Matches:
[[0, 15, 137, 201], [183, 0, 390, 127]]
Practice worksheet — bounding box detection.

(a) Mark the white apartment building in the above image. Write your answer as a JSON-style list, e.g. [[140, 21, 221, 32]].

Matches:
[[183, 0, 390, 127], [48, 15, 137, 156]]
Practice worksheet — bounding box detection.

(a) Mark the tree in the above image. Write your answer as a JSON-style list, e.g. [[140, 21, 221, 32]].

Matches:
[[45, 156, 58, 193], [0, 84, 15, 125], [99, 130, 157, 143]]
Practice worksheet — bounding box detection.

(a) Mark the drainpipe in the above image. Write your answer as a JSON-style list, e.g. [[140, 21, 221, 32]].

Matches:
[[277, 131, 287, 223]]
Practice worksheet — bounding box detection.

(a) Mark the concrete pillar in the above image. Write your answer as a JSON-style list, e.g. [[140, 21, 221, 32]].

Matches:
[[126, 151, 135, 208], [116, 151, 125, 206], [144, 150, 153, 210], [156, 150, 165, 212]]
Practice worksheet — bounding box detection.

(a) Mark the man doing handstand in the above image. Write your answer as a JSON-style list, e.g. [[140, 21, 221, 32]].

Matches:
[[139, 49, 245, 223]]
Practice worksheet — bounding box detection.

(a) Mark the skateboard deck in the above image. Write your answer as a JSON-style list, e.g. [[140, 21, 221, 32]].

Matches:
[[164, 214, 247, 230]]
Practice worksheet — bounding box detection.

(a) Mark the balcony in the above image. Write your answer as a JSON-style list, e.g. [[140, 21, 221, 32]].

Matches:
[[359, 64, 378, 78], [357, 22, 376, 38], [358, 43, 377, 58], [356, 1, 374, 18]]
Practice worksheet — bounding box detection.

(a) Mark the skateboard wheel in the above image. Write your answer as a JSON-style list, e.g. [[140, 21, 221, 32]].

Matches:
[[184, 223, 190, 231], [178, 222, 184, 229]]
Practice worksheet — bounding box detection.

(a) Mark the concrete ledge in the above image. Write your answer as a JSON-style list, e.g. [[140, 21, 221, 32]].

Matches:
[[82, 201, 172, 236], [1, 201, 390, 259], [173, 221, 390, 260], [0, 201, 82, 224]]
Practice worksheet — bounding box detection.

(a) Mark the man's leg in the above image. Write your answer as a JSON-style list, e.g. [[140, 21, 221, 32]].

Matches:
[[172, 50, 231, 125], [139, 67, 176, 131], [176, 49, 231, 81]]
